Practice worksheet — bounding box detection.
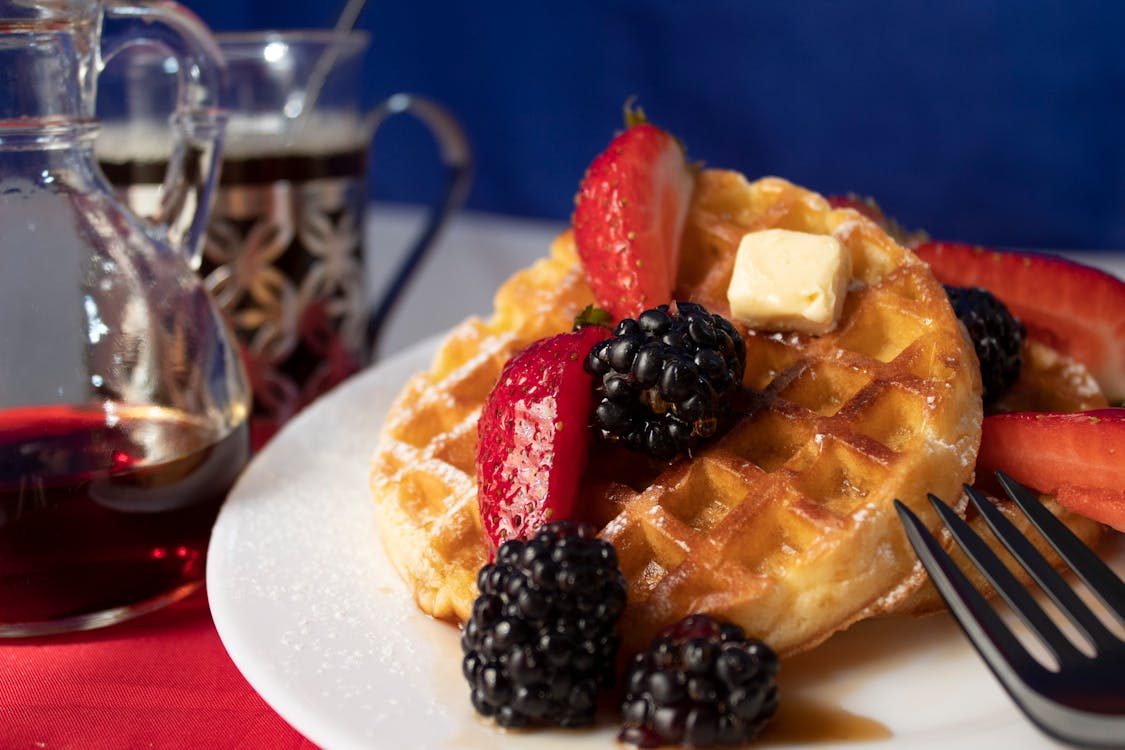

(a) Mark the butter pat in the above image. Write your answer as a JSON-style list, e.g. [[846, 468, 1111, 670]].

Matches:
[[726, 228, 852, 335]]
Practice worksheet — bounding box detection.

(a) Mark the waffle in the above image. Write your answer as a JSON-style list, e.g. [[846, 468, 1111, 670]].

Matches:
[[371, 172, 987, 656]]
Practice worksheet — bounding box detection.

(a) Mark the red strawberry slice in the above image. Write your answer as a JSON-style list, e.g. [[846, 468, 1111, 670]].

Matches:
[[476, 324, 610, 552], [915, 242, 1125, 403], [976, 409, 1125, 531], [574, 109, 693, 321]]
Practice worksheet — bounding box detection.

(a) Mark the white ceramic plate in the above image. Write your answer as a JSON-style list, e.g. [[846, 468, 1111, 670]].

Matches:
[[209, 281, 1125, 750]]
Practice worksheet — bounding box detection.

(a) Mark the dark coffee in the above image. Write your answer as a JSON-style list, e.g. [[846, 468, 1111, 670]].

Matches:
[[99, 147, 367, 186]]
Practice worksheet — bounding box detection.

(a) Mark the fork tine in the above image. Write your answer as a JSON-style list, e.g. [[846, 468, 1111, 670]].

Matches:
[[997, 472, 1125, 627], [925, 492, 1087, 668], [894, 499, 1043, 687], [965, 485, 1121, 655]]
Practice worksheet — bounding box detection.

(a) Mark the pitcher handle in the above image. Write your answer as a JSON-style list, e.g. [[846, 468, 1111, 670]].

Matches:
[[363, 93, 473, 358], [100, 0, 225, 266]]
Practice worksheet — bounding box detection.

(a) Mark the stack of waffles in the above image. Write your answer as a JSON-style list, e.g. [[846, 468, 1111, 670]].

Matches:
[[370, 171, 1106, 657]]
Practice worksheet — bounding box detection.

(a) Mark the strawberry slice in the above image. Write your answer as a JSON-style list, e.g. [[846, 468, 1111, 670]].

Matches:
[[574, 108, 694, 321], [915, 242, 1125, 403], [476, 324, 611, 552], [977, 409, 1125, 532]]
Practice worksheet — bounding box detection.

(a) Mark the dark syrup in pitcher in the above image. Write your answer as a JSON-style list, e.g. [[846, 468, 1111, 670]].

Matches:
[[0, 405, 249, 626]]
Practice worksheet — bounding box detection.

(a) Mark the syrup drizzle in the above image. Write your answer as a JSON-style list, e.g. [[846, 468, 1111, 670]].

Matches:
[[760, 693, 891, 745]]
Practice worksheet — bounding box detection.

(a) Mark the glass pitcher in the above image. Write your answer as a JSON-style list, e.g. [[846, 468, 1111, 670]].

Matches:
[[0, 0, 249, 635]]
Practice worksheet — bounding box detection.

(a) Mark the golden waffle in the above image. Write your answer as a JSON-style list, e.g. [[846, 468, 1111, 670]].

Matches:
[[372, 172, 984, 657]]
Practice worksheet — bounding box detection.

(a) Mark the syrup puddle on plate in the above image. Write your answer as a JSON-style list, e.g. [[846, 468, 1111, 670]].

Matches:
[[761, 693, 892, 745]]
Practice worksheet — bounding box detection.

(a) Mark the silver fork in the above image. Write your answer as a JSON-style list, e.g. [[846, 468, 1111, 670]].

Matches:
[[895, 472, 1125, 748]]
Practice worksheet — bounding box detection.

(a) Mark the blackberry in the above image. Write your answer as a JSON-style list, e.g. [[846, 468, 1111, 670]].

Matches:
[[585, 302, 746, 459], [461, 520, 627, 728], [945, 286, 1026, 403], [619, 614, 779, 748]]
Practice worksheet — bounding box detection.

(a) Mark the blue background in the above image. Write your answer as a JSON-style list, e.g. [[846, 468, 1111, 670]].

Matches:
[[182, 1, 1125, 250]]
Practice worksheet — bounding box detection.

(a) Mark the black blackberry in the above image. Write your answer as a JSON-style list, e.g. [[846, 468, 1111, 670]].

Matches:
[[945, 285, 1026, 403], [461, 521, 627, 729], [619, 614, 779, 748], [585, 302, 746, 459]]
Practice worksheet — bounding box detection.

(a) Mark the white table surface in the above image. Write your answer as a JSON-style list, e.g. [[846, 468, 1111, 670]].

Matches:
[[363, 205, 565, 361]]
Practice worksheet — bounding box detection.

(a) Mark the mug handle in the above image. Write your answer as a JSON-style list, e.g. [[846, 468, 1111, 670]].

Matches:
[[363, 93, 473, 358], [100, 0, 226, 266]]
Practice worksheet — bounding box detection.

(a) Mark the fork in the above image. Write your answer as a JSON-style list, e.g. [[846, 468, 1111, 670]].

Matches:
[[894, 472, 1125, 748]]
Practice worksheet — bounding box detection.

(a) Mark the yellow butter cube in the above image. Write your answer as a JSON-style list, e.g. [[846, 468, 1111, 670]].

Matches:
[[726, 228, 852, 335]]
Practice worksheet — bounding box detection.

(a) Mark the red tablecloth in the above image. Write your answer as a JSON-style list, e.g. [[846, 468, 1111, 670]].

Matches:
[[0, 588, 317, 749]]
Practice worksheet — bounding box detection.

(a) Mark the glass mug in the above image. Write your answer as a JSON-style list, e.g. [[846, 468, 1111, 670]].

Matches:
[[97, 30, 473, 448], [0, 0, 249, 635]]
